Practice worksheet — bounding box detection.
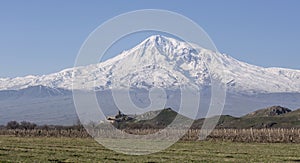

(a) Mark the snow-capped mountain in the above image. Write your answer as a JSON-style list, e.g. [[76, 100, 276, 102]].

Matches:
[[2, 35, 300, 125], [1, 35, 300, 94]]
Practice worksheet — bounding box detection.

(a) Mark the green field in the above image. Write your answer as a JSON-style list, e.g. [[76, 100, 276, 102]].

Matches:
[[0, 136, 300, 162]]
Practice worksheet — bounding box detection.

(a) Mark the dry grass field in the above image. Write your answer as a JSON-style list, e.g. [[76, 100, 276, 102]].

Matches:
[[1, 134, 300, 162], [2, 128, 300, 143]]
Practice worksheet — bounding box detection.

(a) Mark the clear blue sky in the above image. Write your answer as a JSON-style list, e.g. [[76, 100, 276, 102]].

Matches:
[[1, 0, 300, 77]]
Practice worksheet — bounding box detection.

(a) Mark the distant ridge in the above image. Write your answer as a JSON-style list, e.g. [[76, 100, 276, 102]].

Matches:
[[243, 106, 292, 118], [109, 106, 300, 129], [0, 85, 71, 101]]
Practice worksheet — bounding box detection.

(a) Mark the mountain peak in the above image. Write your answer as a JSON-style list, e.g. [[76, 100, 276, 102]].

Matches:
[[146, 35, 165, 41], [144, 35, 171, 43], [138, 35, 188, 50]]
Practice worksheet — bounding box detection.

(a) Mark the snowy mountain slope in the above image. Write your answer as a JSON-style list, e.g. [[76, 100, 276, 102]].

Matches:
[[1, 35, 300, 93], [0, 85, 71, 101]]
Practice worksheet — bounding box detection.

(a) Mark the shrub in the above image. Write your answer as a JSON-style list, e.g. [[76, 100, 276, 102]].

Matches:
[[6, 121, 20, 129], [20, 121, 37, 130]]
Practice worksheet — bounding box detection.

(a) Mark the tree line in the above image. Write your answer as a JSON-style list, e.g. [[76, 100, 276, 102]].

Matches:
[[2, 120, 84, 130]]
